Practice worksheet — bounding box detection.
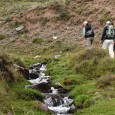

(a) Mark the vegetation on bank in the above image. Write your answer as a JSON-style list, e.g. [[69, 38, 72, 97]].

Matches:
[[46, 47, 115, 114], [1, 46, 115, 114], [0, 53, 48, 115]]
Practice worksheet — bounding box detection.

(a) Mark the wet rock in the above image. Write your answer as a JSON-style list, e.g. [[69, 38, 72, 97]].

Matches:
[[29, 71, 39, 79], [54, 83, 68, 94], [44, 94, 64, 107], [26, 83, 51, 93], [69, 104, 76, 113]]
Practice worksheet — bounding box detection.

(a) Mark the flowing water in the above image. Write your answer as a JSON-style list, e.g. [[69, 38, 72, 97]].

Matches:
[[25, 62, 75, 114]]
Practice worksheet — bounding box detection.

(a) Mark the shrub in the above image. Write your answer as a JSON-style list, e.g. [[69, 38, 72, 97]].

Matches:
[[39, 17, 49, 26], [83, 99, 94, 108], [10, 21, 23, 28], [63, 78, 77, 86], [68, 48, 115, 79], [73, 48, 106, 62], [75, 57, 115, 79], [0, 54, 16, 82], [49, 1, 65, 13], [99, 10, 113, 25], [0, 33, 5, 40], [57, 10, 71, 21], [32, 37, 43, 44], [49, 1, 71, 21], [76, 3, 89, 16], [97, 74, 115, 88]]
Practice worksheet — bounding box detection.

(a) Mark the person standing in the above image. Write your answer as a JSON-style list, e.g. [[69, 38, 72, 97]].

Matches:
[[82, 21, 95, 48], [101, 21, 115, 58]]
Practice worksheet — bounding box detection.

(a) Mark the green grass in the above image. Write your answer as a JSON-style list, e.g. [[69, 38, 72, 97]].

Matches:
[[45, 47, 115, 114], [77, 98, 115, 115], [12, 100, 48, 115], [1, 46, 115, 114], [0, 53, 47, 114]]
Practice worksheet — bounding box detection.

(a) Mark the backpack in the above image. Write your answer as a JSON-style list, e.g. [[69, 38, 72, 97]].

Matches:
[[106, 25, 115, 39], [86, 29, 94, 36], [85, 24, 94, 37]]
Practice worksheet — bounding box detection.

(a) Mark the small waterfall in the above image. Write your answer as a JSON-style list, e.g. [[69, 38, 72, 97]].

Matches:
[[25, 62, 75, 114]]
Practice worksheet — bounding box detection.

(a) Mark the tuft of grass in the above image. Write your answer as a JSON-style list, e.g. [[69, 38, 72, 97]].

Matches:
[[77, 98, 115, 115], [0, 80, 15, 114], [99, 9, 113, 25], [39, 17, 49, 26], [57, 10, 71, 21], [16, 88, 44, 101], [11, 80, 44, 101], [97, 74, 115, 88], [49, 1, 65, 13], [49, 1, 71, 21], [32, 37, 43, 44], [70, 81, 96, 98], [12, 100, 48, 115], [0, 33, 5, 40], [74, 94, 89, 108], [10, 21, 23, 28]]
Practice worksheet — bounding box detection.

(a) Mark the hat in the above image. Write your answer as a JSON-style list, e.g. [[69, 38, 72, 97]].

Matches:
[[83, 21, 88, 24], [106, 21, 111, 24]]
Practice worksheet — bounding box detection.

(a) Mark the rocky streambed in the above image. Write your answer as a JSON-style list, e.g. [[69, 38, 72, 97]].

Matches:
[[25, 62, 75, 114]]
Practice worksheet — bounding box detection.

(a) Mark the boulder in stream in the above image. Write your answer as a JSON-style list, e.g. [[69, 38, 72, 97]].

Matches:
[[25, 82, 51, 93]]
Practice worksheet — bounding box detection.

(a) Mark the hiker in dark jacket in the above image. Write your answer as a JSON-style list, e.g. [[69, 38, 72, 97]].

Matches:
[[101, 21, 115, 58], [82, 21, 95, 48]]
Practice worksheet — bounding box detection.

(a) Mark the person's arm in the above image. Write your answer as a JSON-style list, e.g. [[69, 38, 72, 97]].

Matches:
[[114, 29, 115, 39], [101, 27, 107, 41], [82, 27, 86, 39]]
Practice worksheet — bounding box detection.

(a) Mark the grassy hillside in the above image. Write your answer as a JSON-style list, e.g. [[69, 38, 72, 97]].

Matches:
[[0, 0, 115, 114], [0, 0, 115, 56]]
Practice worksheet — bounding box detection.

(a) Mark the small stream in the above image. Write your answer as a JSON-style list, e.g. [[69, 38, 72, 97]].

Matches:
[[25, 62, 75, 114]]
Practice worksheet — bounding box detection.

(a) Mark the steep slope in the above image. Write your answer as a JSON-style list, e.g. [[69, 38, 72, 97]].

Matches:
[[0, 0, 115, 55]]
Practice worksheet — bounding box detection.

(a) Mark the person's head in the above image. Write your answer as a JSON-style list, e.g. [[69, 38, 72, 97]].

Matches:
[[106, 21, 111, 25], [83, 21, 88, 27]]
